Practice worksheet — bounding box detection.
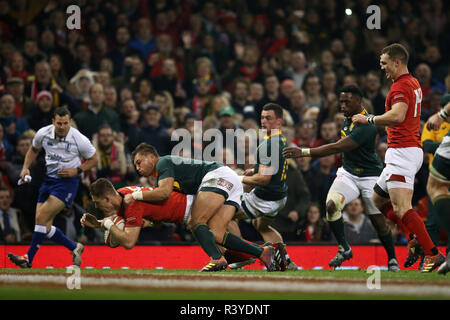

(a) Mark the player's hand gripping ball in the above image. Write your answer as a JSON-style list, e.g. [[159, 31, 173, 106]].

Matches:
[[104, 215, 125, 248]]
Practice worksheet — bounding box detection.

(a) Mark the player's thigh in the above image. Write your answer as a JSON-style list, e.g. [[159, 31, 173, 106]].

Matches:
[[427, 154, 450, 199], [189, 191, 225, 227], [388, 187, 414, 217], [426, 174, 450, 200], [358, 176, 381, 215], [208, 204, 237, 242], [252, 216, 274, 233], [35, 195, 66, 227]]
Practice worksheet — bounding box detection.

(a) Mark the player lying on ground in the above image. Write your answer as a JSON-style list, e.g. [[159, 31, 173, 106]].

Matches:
[[283, 85, 400, 271], [81, 178, 281, 272]]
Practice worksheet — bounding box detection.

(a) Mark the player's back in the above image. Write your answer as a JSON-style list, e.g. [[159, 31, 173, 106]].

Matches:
[[118, 186, 187, 225], [385, 73, 422, 148]]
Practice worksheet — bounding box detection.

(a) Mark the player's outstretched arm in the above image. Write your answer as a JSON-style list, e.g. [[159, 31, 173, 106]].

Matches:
[[125, 177, 175, 205], [107, 226, 140, 250], [283, 136, 358, 159], [352, 102, 408, 126]]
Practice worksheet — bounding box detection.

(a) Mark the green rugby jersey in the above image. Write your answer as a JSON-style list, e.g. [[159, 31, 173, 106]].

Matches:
[[155, 155, 223, 194], [253, 130, 288, 201], [340, 109, 383, 177]]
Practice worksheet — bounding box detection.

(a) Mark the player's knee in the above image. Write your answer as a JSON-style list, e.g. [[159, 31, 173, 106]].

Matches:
[[325, 192, 345, 221]]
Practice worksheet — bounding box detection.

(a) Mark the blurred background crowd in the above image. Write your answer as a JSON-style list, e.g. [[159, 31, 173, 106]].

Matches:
[[0, 0, 448, 247]]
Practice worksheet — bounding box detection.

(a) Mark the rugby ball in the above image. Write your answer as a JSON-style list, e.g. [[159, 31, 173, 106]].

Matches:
[[104, 215, 125, 248]]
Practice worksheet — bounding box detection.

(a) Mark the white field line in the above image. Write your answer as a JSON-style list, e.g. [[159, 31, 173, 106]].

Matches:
[[1, 274, 450, 297]]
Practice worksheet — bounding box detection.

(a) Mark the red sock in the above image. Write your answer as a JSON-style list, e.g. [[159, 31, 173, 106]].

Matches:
[[224, 249, 255, 264], [401, 209, 436, 255], [382, 202, 413, 239]]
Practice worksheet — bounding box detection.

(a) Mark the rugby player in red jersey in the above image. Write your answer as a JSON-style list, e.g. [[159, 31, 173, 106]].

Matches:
[[352, 43, 445, 272], [81, 178, 277, 271]]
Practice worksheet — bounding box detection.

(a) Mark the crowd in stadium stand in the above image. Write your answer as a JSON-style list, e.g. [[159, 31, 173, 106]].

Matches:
[[0, 0, 448, 246]]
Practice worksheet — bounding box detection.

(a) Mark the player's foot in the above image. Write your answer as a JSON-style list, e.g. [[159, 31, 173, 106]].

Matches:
[[273, 242, 287, 271], [8, 253, 31, 268], [199, 256, 228, 272], [404, 237, 423, 268], [259, 245, 277, 272], [286, 258, 299, 270], [228, 258, 256, 269], [420, 253, 446, 273], [387, 258, 400, 272], [329, 247, 353, 268], [437, 255, 450, 275], [72, 243, 84, 267]]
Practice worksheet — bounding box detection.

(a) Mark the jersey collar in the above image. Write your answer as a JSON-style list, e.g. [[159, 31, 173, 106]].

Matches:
[[264, 129, 282, 140]]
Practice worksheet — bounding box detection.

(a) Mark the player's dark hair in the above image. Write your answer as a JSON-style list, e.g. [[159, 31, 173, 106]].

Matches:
[[340, 85, 363, 99], [381, 43, 409, 65], [89, 178, 116, 198], [53, 106, 71, 119], [262, 103, 283, 119], [132, 142, 160, 160]]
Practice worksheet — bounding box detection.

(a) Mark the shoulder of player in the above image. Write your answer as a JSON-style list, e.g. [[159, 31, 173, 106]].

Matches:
[[35, 124, 54, 136]]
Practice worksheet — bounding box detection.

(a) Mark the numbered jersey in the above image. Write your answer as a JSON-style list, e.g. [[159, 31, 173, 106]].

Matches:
[[253, 130, 288, 201], [385, 73, 422, 148]]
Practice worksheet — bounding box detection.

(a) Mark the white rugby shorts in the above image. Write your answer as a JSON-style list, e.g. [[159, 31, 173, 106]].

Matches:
[[241, 189, 287, 219]]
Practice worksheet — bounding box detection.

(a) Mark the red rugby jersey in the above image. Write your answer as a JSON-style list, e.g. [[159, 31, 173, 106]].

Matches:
[[117, 186, 187, 228], [385, 73, 422, 148]]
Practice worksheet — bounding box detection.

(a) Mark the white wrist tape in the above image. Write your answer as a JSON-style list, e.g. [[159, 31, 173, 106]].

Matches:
[[132, 191, 143, 201], [239, 176, 245, 183], [438, 108, 448, 121], [103, 219, 114, 231], [301, 148, 311, 157]]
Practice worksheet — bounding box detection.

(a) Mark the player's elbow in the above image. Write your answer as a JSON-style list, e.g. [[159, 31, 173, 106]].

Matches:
[[390, 113, 406, 125], [122, 240, 136, 250]]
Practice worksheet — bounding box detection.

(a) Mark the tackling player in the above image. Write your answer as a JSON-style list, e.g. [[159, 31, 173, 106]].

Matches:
[[8, 106, 97, 268], [352, 43, 445, 272], [127, 143, 280, 272], [283, 85, 400, 271]]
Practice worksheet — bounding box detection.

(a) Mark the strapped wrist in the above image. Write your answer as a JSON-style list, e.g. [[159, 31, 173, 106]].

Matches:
[[438, 108, 448, 121], [103, 219, 114, 231], [301, 148, 311, 156], [367, 114, 376, 124], [132, 190, 143, 201]]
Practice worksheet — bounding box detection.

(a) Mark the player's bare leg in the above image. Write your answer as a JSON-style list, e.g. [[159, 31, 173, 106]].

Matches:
[[188, 191, 227, 270], [427, 175, 450, 275], [209, 204, 278, 271], [389, 188, 444, 272]]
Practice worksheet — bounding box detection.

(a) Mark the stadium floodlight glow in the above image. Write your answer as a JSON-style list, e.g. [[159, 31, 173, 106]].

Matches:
[[345, 8, 352, 15]]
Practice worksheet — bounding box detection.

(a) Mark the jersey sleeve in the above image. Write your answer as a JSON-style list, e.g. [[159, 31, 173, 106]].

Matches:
[[124, 202, 145, 228], [32, 128, 45, 149], [75, 130, 97, 159], [156, 156, 175, 180], [389, 83, 411, 106]]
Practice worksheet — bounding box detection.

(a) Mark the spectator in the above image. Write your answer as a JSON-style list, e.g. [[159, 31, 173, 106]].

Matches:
[[289, 89, 306, 124], [151, 58, 186, 105], [230, 77, 251, 115], [293, 118, 317, 147], [153, 91, 174, 129], [28, 61, 79, 115], [249, 82, 264, 105], [188, 77, 214, 119], [7, 52, 27, 82], [103, 84, 119, 111], [0, 186, 30, 242], [256, 74, 291, 119], [342, 198, 379, 244], [27, 90, 54, 132], [286, 51, 308, 89], [68, 69, 96, 111], [128, 17, 155, 60], [136, 104, 172, 156], [5, 77, 34, 119], [135, 78, 154, 112], [0, 93, 29, 147], [5, 135, 31, 186], [308, 155, 337, 214], [363, 71, 385, 116], [93, 124, 127, 188], [297, 203, 332, 242], [53, 202, 98, 243], [119, 98, 140, 152], [106, 26, 140, 77], [73, 83, 121, 140], [302, 73, 324, 110]]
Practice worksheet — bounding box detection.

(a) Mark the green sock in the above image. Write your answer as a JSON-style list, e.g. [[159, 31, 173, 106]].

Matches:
[[378, 228, 397, 260], [329, 217, 350, 251], [222, 232, 263, 257], [433, 195, 450, 242], [192, 223, 222, 260], [425, 195, 441, 246]]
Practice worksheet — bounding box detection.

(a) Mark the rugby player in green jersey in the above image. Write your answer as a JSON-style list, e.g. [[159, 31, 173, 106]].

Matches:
[[427, 101, 450, 275], [235, 103, 294, 270], [125, 143, 279, 272], [284, 85, 400, 271]]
